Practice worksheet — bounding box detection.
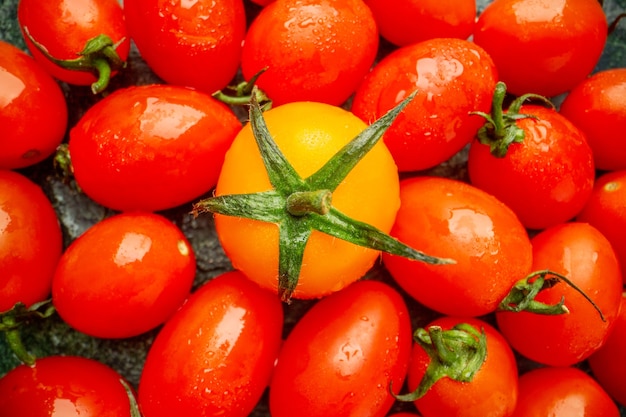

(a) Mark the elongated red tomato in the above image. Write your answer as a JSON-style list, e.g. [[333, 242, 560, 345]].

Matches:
[[138, 271, 283, 417], [69, 84, 242, 212]]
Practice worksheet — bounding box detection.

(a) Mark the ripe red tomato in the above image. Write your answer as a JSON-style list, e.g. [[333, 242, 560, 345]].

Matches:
[[52, 212, 196, 339], [269, 280, 412, 417], [124, 0, 246, 94], [510, 366, 619, 417], [496, 222, 623, 367], [138, 270, 283, 417], [0, 40, 67, 170], [473, 0, 607, 97], [351, 38, 498, 172], [468, 103, 595, 230], [68, 84, 242, 212], [382, 176, 533, 317], [0, 355, 134, 416], [364, 0, 476, 46], [560, 68, 626, 171], [17, 0, 129, 91], [0, 170, 62, 312], [241, 0, 379, 106]]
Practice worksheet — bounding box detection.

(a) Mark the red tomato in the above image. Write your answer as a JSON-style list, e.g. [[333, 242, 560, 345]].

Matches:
[[511, 366, 619, 417], [405, 317, 518, 417], [364, 0, 476, 46], [68, 84, 242, 212], [138, 271, 283, 417], [0, 40, 67, 170], [382, 176, 533, 317], [473, 0, 607, 97], [468, 104, 596, 230], [496, 222, 623, 366], [124, 0, 246, 94], [52, 212, 196, 338], [351, 38, 498, 172], [560, 68, 626, 171], [241, 0, 379, 106], [0, 170, 62, 312], [577, 170, 626, 283], [17, 0, 129, 89], [269, 280, 412, 417], [0, 355, 133, 416]]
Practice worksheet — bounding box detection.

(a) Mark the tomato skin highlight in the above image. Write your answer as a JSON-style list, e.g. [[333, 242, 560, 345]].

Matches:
[[0, 170, 63, 312], [138, 271, 284, 417], [68, 84, 242, 212], [269, 280, 412, 417], [0, 40, 68, 170], [52, 212, 196, 339]]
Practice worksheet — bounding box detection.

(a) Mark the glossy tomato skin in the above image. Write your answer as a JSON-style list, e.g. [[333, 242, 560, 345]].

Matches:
[[69, 84, 242, 212], [407, 317, 518, 417], [0, 355, 133, 416], [496, 222, 623, 367], [577, 170, 626, 283], [52, 212, 196, 338], [560, 68, 626, 171], [382, 176, 533, 317], [468, 104, 595, 230], [0, 170, 63, 312], [124, 0, 246, 94], [364, 0, 476, 46], [241, 0, 379, 106], [214, 101, 400, 299], [473, 0, 607, 97], [138, 271, 283, 417], [17, 0, 130, 86], [351, 38, 498, 172], [269, 280, 412, 417], [0, 40, 67, 169], [510, 366, 619, 417]]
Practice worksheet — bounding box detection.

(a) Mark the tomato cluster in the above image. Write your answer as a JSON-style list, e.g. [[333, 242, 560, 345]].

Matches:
[[1, 0, 626, 416]]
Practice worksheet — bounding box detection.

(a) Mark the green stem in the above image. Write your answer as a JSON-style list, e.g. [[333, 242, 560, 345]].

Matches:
[[4, 327, 36, 366], [286, 190, 332, 216]]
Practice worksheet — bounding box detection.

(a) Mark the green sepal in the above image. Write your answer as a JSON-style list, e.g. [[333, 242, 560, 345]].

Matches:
[[212, 67, 273, 110]]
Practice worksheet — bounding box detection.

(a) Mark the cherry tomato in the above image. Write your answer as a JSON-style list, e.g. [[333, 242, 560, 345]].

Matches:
[[0, 355, 133, 416], [124, 0, 246, 94], [0, 170, 62, 312], [473, 0, 607, 97], [382, 176, 533, 317], [0, 40, 67, 170], [496, 222, 623, 367], [241, 0, 379, 106], [560, 68, 626, 171], [577, 170, 626, 283], [269, 280, 412, 417], [511, 366, 619, 417], [364, 0, 476, 46], [468, 104, 595, 230], [138, 270, 283, 417], [52, 212, 196, 339], [405, 317, 518, 417], [68, 84, 242, 212], [351, 38, 498, 172]]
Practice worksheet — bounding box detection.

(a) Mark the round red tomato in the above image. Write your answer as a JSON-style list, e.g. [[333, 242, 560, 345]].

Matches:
[[560, 68, 626, 171], [473, 0, 607, 97], [351, 37, 498, 172], [241, 0, 379, 106], [138, 270, 283, 417], [269, 280, 412, 417], [382, 176, 533, 317], [68, 84, 242, 212], [0, 170, 62, 312], [0, 355, 134, 416], [496, 222, 623, 367], [52, 212, 196, 338], [0, 40, 67, 170]]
